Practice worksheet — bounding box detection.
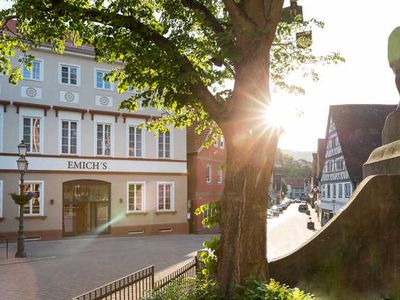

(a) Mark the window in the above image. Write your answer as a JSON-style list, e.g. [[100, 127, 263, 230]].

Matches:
[[322, 184, 326, 198], [338, 183, 343, 198], [23, 117, 41, 153], [333, 184, 336, 198], [158, 131, 171, 158], [95, 70, 112, 90], [127, 182, 145, 212], [61, 120, 78, 154], [217, 167, 223, 184], [206, 165, 212, 183], [61, 64, 79, 85], [128, 126, 142, 157], [128, 86, 141, 94], [344, 183, 352, 197], [96, 123, 112, 156], [220, 136, 225, 149], [157, 182, 174, 211], [327, 184, 331, 198], [214, 138, 218, 147], [0, 113, 3, 152], [23, 60, 42, 81], [22, 182, 43, 216], [0, 180, 3, 218]]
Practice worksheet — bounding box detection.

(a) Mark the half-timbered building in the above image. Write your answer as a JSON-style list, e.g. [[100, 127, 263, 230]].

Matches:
[[320, 104, 395, 225]]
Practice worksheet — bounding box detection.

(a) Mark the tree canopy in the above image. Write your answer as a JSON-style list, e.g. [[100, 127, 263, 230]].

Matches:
[[0, 1, 343, 296], [0, 0, 342, 136]]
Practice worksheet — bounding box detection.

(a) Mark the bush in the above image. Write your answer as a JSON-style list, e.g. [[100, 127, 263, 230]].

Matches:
[[236, 279, 314, 300], [147, 277, 314, 300], [147, 278, 221, 300]]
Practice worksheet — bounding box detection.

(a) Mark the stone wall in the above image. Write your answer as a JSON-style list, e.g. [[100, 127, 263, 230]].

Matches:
[[269, 175, 400, 299]]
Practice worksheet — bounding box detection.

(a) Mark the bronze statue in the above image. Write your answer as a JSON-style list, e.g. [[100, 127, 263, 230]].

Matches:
[[388, 27, 400, 96]]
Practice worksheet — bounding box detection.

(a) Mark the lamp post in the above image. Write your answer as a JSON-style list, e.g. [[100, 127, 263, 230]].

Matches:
[[332, 197, 336, 217], [15, 140, 28, 258]]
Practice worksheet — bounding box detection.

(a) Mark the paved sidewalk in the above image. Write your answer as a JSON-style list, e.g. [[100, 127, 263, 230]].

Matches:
[[0, 235, 211, 300], [0, 206, 322, 300]]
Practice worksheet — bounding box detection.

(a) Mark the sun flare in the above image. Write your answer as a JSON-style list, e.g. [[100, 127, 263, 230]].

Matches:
[[263, 98, 300, 131]]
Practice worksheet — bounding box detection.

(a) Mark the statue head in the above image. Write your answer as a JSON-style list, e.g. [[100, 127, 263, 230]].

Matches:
[[388, 27, 400, 95]]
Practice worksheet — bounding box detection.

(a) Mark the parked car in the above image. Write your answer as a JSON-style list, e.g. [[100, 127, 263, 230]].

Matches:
[[271, 205, 280, 216], [267, 209, 273, 219], [295, 198, 301, 203], [298, 203, 308, 212]]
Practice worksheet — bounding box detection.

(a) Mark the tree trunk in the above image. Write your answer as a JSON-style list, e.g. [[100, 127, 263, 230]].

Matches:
[[217, 115, 279, 297], [213, 26, 280, 295]]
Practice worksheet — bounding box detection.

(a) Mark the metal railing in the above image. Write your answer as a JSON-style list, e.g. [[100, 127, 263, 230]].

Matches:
[[154, 258, 198, 292], [72, 258, 198, 300], [73, 265, 154, 300]]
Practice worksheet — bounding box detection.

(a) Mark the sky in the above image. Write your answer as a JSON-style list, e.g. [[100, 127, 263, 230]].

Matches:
[[275, 0, 400, 151], [1, 1, 399, 152]]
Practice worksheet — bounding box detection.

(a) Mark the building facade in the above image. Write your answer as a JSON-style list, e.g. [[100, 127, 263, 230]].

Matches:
[[0, 46, 188, 240], [187, 128, 225, 233], [319, 104, 395, 225]]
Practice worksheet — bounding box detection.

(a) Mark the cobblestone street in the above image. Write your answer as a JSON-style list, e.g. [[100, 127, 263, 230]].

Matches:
[[0, 203, 320, 300]]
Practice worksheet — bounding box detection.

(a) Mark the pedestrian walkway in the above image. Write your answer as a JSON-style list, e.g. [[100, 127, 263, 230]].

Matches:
[[0, 235, 210, 300]]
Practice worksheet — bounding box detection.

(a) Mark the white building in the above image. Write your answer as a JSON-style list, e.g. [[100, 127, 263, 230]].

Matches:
[[0, 40, 188, 239], [319, 104, 395, 225]]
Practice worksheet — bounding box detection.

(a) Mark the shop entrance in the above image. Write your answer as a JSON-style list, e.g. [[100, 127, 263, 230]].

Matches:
[[63, 180, 111, 236]]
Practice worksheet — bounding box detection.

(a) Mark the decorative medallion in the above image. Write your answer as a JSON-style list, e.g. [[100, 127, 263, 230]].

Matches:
[[99, 96, 110, 106], [26, 87, 37, 98], [64, 91, 75, 102]]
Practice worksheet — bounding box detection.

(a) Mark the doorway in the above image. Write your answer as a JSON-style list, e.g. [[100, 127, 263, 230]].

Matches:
[[63, 180, 111, 236]]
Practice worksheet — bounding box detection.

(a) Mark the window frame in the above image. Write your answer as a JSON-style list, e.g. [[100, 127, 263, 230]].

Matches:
[[94, 69, 113, 91], [217, 167, 223, 184], [22, 59, 44, 81], [20, 115, 43, 154], [59, 63, 80, 86], [126, 181, 146, 213], [157, 182, 175, 212], [127, 124, 144, 158], [0, 180, 3, 218], [0, 112, 3, 152], [95, 122, 113, 156], [157, 130, 173, 159], [20, 180, 45, 216], [206, 165, 212, 183], [220, 136, 225, 149], [59, 118, 80, 155], [344, 183, 352, 198]]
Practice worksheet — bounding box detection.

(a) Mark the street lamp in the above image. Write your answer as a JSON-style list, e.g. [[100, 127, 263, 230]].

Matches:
[[332, 197, 336, 217], [15, 140, 28, 258]]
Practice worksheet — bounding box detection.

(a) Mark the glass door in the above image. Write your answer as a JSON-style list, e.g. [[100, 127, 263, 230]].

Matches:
[[63, 180, 111, 236]]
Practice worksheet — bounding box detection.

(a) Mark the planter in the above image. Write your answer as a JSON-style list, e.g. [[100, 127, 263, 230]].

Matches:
[[10, 192, 35, 206]]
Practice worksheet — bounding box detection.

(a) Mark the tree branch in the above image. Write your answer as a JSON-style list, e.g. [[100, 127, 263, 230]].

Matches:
[[222, 0, 257, 31], [47, 1, 224, 121], [180, 0, 225, 33]]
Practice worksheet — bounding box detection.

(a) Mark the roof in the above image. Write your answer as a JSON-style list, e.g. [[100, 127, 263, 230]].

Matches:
[[187, 125, 209, 154], [5, 19, 95, 56], [328, 104, 396, 180], [288, 178, 304, 189], [317, 138, 326, 179]]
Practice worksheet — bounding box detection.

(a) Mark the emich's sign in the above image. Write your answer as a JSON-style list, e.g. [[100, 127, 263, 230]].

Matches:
[[67, 161, 108, 170]]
